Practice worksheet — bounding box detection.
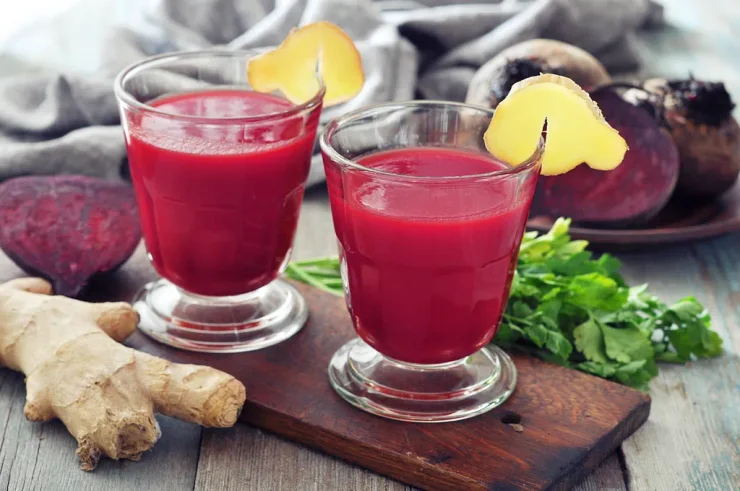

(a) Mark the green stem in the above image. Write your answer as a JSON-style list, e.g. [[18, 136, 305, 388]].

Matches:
[[290, 257, 340, 269], [321, 278, 344, 288], [301, 268, 341, 279], [284, 264, 338, 295]]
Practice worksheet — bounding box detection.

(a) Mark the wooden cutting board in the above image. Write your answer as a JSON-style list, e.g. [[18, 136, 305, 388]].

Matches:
[[127, 281, 651, 491]]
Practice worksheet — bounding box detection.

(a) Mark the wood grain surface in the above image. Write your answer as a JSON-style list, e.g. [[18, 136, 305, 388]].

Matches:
[[194, 425, 411, 491], [1, 0, 739, 489], [617, 240, 740, 490]]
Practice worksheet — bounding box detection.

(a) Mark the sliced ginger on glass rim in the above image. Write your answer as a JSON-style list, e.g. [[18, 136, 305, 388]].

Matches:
[[485, 74, 628, 176], [247, 21, 364, 107]]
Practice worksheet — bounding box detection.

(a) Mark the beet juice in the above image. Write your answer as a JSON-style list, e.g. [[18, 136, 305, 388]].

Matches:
[[325, 147, 535, 365], [116, 50, 322, 353], [125, 90, 320, 297], [320, 101, 543, 423], [322, 101, 540, 422]]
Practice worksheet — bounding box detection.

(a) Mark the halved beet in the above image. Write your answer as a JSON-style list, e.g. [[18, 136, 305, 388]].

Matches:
[[0, 176, 141, 297], [530, 90, 680, 227]]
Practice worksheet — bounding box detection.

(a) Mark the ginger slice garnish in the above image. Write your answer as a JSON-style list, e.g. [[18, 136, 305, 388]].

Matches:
[[485, 74, 628, 176], [247, 21, 364, 107]]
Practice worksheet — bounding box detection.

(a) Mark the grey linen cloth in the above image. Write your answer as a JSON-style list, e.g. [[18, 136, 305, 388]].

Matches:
[[0, 0, 662, 186]]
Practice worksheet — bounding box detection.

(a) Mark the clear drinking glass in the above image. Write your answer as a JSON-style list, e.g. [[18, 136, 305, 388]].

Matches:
[[114, 51, 324, 352], [320, 101, 542, 422]]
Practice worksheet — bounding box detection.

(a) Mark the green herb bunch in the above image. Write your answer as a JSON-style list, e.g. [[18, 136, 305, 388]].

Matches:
[[285, 218, 723, 390]]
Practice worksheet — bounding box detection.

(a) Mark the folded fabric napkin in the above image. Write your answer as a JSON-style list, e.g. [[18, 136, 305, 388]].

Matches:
[[0, 0, 662, 186]]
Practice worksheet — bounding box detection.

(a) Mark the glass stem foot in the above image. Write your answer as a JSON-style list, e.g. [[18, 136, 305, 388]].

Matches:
[[328, 338, 517, 423], [134, 277, 307, 353]]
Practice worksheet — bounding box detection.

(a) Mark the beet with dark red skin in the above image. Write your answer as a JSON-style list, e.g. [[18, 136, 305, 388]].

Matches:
[[0, 176, 142, 297], [644, 77, 740, 200], [530, 90, 680, 227], [466, 39, 611, 109]]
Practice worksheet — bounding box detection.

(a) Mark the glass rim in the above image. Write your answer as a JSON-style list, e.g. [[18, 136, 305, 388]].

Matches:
[[319, 100, 544, 181], [113, 49, 326, 124]]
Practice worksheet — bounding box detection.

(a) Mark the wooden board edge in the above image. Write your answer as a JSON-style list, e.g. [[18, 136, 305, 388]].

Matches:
[[241, 401, 490, 491], [546, 395, 652, 491], [239, 392, 652, 491]]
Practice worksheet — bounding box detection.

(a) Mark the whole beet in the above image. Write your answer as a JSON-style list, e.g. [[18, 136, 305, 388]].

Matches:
[[466, 39, 611, 109], [643, 78, 740, 200], [0, 176, 142, 297], [530, 90, 680, 227]]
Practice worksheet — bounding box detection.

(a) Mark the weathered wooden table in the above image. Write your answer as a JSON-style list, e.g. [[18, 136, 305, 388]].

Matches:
[[1, 1, 739, 489]]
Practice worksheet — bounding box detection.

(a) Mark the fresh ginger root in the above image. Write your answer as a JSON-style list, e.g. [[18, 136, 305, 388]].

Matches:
[[0, 277, 246, 471]]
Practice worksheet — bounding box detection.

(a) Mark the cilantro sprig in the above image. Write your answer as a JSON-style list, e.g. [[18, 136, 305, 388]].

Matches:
[[286, 218, 723, 390]]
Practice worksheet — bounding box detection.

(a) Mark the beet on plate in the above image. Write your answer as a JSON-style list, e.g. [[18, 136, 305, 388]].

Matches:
[[530, 90, 680, 227]]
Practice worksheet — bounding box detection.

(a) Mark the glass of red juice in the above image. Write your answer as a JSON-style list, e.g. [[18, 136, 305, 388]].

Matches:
[[114, 51, 324, 352], [320, 101, 542, 422]]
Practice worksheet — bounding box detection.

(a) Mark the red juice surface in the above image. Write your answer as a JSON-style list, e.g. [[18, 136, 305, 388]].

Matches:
[[325, 147, 536, 364], [125, 90, 320, 296]]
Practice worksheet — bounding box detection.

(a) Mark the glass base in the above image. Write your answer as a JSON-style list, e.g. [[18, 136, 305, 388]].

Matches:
[[133, 278, 307, 353], [328, 339, 517, 423]]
